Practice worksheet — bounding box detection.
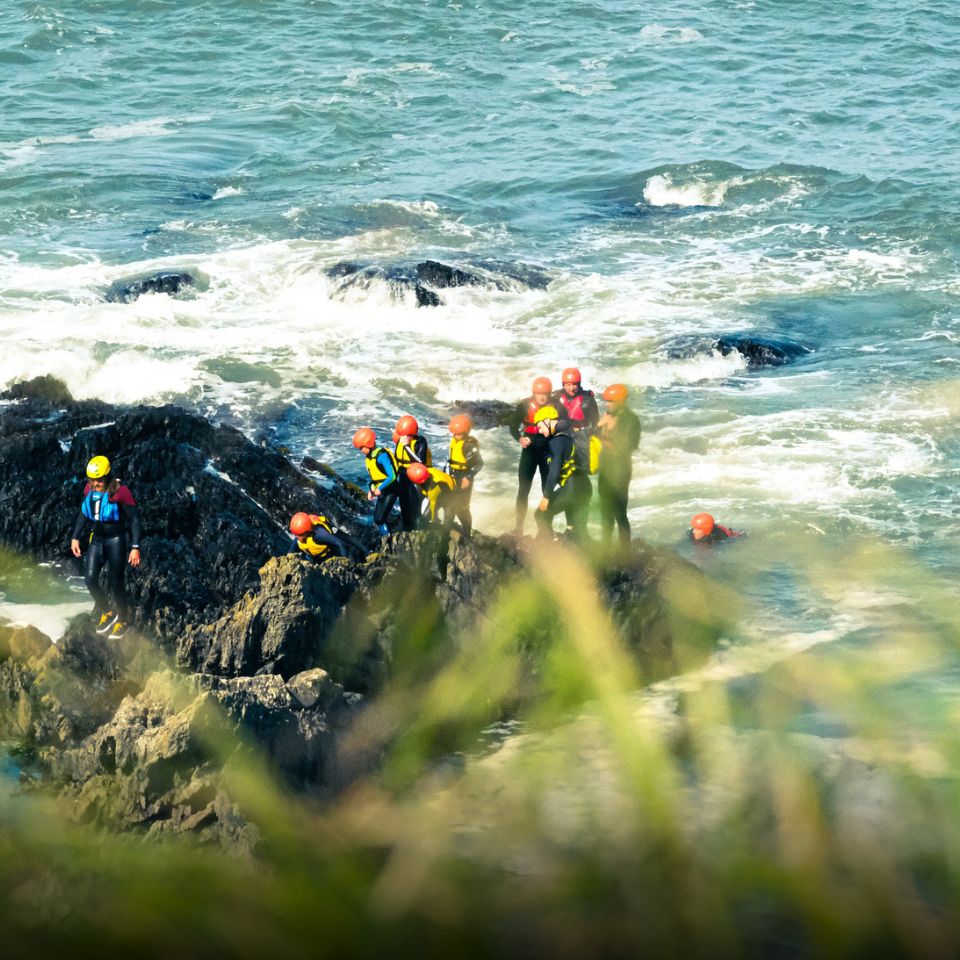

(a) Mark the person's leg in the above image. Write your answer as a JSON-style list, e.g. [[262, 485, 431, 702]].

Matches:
[[564, 477, 592, 543], [452, 485, 473, 536], [103, 536, 129, 621], [613, 480, 631, 545], [373, 490, 398, 534], [84, 539, 110, 617], [597, 474, 615, 545], [515, 447, 537, 533]]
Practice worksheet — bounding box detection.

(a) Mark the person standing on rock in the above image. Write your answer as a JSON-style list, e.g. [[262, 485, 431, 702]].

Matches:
[[446, 414, 483, 537], [552, 367, 599, 433], [533, 406, 592, 543], [596, 383, 642, 546], [509, 376, 557, 535], [353, 427, 400, 536], [394, 415, 432, 532], [289, 512, 351, 561], [69, 455, 141, 639]]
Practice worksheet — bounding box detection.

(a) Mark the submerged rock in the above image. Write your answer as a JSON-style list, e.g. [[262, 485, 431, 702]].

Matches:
[[715, 333, 812, 367], [104, 270, 199, 304]]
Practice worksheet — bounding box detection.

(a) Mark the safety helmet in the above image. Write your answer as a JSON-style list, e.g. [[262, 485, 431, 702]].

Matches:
[[289, 512, 314, 537], [353, 427, 376, 449], [406, 462, 430, 484], [395, 415, 419, 437], [86, 455, 111, 479], [691, 513, 715, 538], [602, 383, 629, 404], [448, 414, 472, 434], [562, 367, 581, 385], [531, 376, 552, 395], [533, 405, 560, 425]]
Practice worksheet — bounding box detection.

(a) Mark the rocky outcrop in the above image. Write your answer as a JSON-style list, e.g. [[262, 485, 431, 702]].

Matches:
[[325, 259, 551, 307], [660, 332, 813, 369], [104, 270, 199, 303], [47, 667, 360, 846], [0, 377, 373, 643]]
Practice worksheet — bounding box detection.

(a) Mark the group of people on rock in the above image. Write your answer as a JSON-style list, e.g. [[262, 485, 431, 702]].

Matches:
[[70, 369, 741, 637]]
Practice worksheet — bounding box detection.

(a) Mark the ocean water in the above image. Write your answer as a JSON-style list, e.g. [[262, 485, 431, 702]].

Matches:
[[1, 0, 959, 690]]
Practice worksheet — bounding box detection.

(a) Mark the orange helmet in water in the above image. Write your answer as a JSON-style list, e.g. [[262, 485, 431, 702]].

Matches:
[[690, 513, 715, 539]]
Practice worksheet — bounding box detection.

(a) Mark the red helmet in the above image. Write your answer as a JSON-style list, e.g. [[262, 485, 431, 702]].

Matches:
[[406, 462, 429, 484], [449, 414, 472, 434], [532, 376, 552, 395], [396, 415, 419, 437], [289, 512, 314, 536], [691, 513, 715, 537], [353, 427, 376, 449], [602, 383, 629, 403], [562, 367, 581, 385]]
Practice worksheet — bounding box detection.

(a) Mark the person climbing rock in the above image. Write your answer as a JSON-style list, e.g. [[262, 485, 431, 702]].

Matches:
[[394, 414, 432, 532], [353, 427, 399, 536], [509, 376, 558, 534], [553, 367, 599, 432], [69, 455, 141, 639], [405, 462, 457, 529], [689, 513, 744, 543], [446, 413, 484, 536], [289, 512, 351, 561], [532, 406, 592, 543], [596, 383, 642, 546]]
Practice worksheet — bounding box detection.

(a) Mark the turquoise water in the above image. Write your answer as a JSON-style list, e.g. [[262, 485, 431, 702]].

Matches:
[[1, 1, 959, 674]]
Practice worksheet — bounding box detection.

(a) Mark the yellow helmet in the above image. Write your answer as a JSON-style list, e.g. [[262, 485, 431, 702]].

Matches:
[[532, 405, 560, 424], [86, 455, 111, 479]]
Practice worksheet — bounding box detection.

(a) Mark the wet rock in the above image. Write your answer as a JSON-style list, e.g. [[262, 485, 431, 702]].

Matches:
[[450, 399, 515, 430], [104, 270, 198, 303], [715, 333, 812, 367], [0, 383, 375, 644], [49, 667, 360, 843]]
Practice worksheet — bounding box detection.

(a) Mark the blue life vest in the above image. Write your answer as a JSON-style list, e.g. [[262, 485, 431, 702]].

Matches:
[[81, 490, 121, 524]]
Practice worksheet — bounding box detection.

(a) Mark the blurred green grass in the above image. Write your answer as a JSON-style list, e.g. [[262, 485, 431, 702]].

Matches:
[[2, 537, 960, 957]]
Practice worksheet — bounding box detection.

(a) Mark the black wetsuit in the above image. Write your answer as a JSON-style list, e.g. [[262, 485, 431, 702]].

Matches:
[[71, 484, 141, 621], [395, 434, 431, 531], [509, 396, 553, 532], [598, 406, 641, 545], [446, 436, 484, 536], [534, 429, 592, 541]]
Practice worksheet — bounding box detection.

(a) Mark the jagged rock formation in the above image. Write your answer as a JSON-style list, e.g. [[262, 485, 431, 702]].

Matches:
[[104, 270, 199, 303]]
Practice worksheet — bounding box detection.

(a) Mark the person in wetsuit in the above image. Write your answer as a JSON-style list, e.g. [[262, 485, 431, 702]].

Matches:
[[533, 406, 592, 542], [552, 367, 599, 433], [405, 462, 457, 529], [289, 512, 351, 561], [509, 376, 555, 534], [597, 383, 641, 546], [689, 513, 744, 543], [445, 413, 484, 536], [353, 427, 400, 536], [69, 455, 141, 639], [394, 414, 432, 532]]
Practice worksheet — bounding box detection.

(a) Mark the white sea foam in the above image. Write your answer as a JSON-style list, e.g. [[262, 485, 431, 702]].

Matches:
[[638, 24, 704, 43], [212, 186, 245, 200], [0, 600, 89, 643], [643, 173, 740, 208]]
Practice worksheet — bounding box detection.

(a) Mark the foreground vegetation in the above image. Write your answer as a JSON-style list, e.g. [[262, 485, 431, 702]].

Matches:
[[2, 538, 960, 958]]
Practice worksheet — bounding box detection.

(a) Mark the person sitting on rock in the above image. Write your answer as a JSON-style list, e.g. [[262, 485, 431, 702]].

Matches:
[[394, 414, 432, 532], [446, 414, 484, 537], [405, 462, 457, 529], [533, 406, 592, 543], [353, 427, 400, 536], [289, 512, 350, 561], [689, 513, 745, 543], [69, 455, 141, 639]]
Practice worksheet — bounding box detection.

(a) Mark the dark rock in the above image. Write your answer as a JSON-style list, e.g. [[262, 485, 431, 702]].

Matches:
[[414, 260, 483, 289], [715, 333, 812, 367], [0, 385, 376, 644], [104, 271, 199, 304], [3, 375, 73, 406], [450, 399, 515, 430]]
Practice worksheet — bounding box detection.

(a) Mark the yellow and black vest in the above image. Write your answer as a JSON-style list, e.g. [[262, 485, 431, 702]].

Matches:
[[296, 515, 334, 559], [421, 468, 456, 520], [365, 446, 399, 485], [396, 435, 432, 469], [448, 435, 479, 474]]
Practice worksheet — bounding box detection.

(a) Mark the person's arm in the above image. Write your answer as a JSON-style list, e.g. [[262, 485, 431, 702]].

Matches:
[[465, 438, 484, 477], [70, 509, 90, 556], [309, 527, 347, 558], [541, 436, 566, 497], [583, 392, 600, 431], [627, 410, 642, 451], [508, 400, 526, 441], [376, 450, 399, 492]]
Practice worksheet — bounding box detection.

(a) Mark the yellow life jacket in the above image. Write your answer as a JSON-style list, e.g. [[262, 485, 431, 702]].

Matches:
[[365, 446, 398, 484], [421, 468, 456, 520], [588, 434, 602, 474], [448, 436, 477, 473], [296, 515, 334, 559], [396, 435, 432, 468]]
